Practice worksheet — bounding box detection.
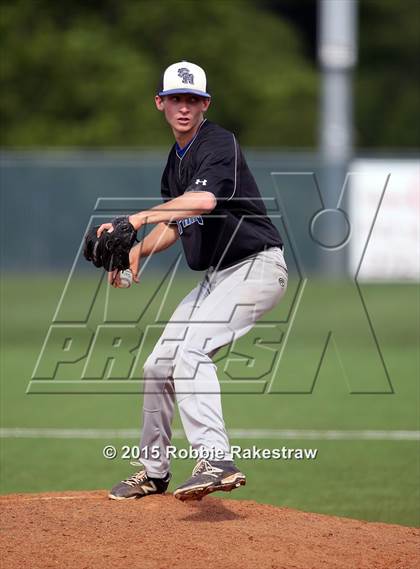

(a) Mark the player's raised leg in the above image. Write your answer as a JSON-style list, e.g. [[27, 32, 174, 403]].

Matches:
[[173, 248, 288, 501]]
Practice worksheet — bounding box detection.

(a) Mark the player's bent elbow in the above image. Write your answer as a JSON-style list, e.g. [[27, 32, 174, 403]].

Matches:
[[199, 191, 217, 213]]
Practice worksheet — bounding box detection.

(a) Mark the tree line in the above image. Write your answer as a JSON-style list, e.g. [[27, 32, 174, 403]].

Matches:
[[1, 0, 418, 148]]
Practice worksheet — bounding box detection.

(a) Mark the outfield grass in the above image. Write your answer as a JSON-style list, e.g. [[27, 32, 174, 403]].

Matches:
[[1, 274, 419, 526]]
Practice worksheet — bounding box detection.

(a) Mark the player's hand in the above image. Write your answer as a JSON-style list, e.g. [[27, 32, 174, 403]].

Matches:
[[97, 223, 113, 237], [108, 269, 121, 288], [129, 246, 141, 283]]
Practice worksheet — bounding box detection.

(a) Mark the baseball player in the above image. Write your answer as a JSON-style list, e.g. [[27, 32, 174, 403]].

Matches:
[[99, 61, 288, 501]]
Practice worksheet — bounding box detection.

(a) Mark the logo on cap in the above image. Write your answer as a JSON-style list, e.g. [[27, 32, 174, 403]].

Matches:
[[178, 67, 194, 85]]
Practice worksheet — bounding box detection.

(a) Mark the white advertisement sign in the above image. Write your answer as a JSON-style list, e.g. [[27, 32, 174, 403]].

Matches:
[[349, 159, 420, 281]]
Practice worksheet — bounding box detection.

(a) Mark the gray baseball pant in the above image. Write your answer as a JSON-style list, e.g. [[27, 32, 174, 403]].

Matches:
[[138, 246, 288, 478]]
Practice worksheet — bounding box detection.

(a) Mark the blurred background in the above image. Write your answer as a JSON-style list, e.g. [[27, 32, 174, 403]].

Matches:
[[1, 0, 419, 526]]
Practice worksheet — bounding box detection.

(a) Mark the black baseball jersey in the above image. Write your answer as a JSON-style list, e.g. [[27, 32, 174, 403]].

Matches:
[[161, 120, 283, 271]]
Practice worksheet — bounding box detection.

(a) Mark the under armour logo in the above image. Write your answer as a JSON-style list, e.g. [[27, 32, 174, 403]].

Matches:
[[178, 67, 194, 85], [195, 179, 207, 186]]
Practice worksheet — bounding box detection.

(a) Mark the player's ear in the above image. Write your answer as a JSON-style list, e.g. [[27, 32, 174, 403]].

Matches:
[[202, 97, 211, 112], [155, 95, 165, 111]]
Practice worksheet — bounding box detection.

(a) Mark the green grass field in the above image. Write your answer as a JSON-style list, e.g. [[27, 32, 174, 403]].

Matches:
[[1, 273, 419, 526]]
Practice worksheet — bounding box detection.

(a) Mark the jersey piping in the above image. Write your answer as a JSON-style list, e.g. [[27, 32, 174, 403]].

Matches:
[[186, 131, 238, 201], [228, 133, 238, 201], [176, 118, 207, 179]]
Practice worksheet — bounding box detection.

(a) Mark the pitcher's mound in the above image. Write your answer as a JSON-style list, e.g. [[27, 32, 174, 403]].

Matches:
[[1, 491, 419, 569]]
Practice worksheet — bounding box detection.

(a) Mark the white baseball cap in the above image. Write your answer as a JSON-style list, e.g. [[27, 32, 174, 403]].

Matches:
[[158, 61, 211, 98]]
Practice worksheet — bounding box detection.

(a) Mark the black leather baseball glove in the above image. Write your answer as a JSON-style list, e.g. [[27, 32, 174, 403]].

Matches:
[[83, 216, 138, 272]]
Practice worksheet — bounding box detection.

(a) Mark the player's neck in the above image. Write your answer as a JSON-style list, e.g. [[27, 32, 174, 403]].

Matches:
[[173, 117, 205, 148]]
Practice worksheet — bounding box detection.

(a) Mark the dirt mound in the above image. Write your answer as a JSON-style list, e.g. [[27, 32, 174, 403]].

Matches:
[[1, 491, 419, 569]]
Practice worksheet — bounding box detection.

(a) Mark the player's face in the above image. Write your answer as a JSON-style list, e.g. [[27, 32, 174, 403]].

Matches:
[[155, 94, 211, 137]]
